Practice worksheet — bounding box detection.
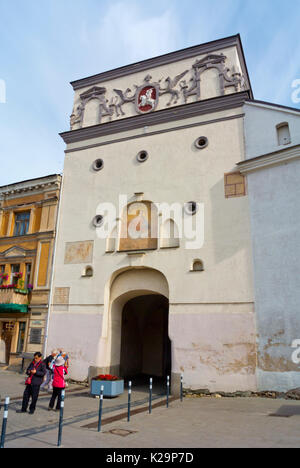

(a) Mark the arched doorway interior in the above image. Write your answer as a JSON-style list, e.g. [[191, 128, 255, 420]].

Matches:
[[120, 294, 171, 381]]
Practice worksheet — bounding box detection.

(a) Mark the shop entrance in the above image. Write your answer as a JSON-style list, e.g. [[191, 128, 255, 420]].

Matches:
[[0, 321, 15, 364]]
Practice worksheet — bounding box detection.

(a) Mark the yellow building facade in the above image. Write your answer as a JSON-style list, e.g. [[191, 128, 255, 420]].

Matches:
[[0, 174, 61, 366]]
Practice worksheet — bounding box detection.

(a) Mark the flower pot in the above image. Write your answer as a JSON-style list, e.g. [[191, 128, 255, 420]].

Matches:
[[91, 379, 124, 397]]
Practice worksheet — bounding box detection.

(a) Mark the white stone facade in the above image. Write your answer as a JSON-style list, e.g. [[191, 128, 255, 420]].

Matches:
[[47, 36, 257, 393]]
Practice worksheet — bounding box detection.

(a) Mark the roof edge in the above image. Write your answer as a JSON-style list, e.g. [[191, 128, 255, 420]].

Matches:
[[245, 99, 300, 115]]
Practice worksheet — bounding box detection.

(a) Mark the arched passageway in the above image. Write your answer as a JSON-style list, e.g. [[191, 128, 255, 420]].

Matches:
[[120, 294, 171, 382]]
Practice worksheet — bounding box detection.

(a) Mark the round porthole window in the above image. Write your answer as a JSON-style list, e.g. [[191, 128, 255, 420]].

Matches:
[[92, 159, 104, 171], [194, 136, 208, 150], [93, 215, 104, 227], [137, 151, 149, 163], [184, 201, 198, 215]]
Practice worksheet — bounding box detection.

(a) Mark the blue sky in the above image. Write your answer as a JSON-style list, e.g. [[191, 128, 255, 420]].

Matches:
[[0, 0, 299, 185]]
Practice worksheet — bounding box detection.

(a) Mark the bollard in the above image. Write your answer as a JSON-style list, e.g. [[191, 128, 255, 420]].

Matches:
[[166, 375, 170, 408], [149, 377, 153, 414], [0, 397, 10, 449], [97, 385, 104, 432], [180, 374, 183, 402], [57, 389, 65, 447], [127, 381, 132, 422]]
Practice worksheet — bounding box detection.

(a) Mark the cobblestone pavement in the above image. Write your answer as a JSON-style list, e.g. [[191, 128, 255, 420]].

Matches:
[[2, 370, 300, 448]]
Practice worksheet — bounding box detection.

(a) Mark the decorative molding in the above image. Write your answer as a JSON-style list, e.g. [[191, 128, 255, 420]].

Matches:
[[245, 99, 300, 117], [0, 246, 36, 259], [237, 144, 300, 173], [61, 92, 249, 145], [0, 175, 61, 198], [64, 112, 245, 153], [69, 52, 246, 129]]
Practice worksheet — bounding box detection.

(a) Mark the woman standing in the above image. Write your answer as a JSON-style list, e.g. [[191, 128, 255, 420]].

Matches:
[[48, 356, 68, 411]]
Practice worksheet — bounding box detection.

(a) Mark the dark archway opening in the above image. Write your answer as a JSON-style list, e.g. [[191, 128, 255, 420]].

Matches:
[[120, 294, 171, 390]]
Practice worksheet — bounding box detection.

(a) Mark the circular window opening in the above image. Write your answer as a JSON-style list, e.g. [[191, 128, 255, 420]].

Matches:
[[137, 151, 149, 163], [194, 137, 208, 150], [93, 159, 104, 171], [93, 215, 104, 227], [184, 201, 198, 216]]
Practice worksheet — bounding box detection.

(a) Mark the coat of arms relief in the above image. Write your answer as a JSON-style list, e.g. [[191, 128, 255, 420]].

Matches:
[[70, 53, 246, 130]]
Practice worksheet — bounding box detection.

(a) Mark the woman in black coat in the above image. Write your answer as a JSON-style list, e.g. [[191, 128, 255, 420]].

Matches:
[[16, 352, 46, 415]]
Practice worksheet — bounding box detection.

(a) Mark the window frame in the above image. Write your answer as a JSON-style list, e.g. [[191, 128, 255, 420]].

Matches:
[[13, 211, 31, 237]]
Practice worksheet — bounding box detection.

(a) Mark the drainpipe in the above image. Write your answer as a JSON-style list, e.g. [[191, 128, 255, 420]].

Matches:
[[43, 174, 64, 357]]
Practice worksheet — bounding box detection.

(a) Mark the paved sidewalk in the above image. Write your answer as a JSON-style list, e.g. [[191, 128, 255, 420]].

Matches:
[[2, 396, 300, 448], [2, 370, 300, 448]]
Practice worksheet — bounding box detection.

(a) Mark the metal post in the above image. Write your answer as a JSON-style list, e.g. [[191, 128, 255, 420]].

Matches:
[[166, 375, 170, 408], [180, 374, 183, 402], [57, 389, 65, 447], [149, 377, 153, 414], [127, 381, 132, 422], [0, 397, 10, 449], [97, 385, 104, 432]]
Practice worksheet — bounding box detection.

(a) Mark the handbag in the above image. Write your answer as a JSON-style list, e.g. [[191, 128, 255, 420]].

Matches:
[[25, 360, 42, 385]]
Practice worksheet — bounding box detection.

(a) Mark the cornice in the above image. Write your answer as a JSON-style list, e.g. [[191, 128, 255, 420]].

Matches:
[[238, 144, 300, 173], [0, 231, 55, 243], [0, 197, 59, 212], [70, 35, 252, 92], [60, 91, 250, 145], [0, 176, 61, 198]]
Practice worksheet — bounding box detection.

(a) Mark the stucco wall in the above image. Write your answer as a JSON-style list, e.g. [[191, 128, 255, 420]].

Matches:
[[48, 105, 255, 389], [246, 160, 300, 391]]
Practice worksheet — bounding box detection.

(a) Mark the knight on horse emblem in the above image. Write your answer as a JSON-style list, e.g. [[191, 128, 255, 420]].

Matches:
[[135, 75, 159, 114]]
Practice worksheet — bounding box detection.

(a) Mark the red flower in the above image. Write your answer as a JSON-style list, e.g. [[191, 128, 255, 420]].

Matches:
[[93, 374, 119, 381]]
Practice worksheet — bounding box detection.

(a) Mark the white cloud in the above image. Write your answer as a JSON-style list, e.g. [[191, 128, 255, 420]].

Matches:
[[84, 2, 181, 67]]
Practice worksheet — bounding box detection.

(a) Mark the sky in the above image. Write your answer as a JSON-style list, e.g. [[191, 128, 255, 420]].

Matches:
[[0, 0, 299, 186]]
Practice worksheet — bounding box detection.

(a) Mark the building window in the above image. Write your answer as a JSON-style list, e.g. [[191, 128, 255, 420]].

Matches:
[[194, 136, 208, 150], [224, 172, 246, 198], [93, 215, 104, 227], [25, 263, 32, 289], [82, 265, 93, 277], [184, 201, 198, 215], [191, 259, 204, 271], [160, 219, 180, 248], [276, 122, 291, 146], [136, 151, 149, 163], [17, 322, 26, 353], [92, 159, 104, 171], [11, 264, 20, 286], [29, 328, 42, 345], [0, 265, 5, 286], [14, 211, 30, 236]]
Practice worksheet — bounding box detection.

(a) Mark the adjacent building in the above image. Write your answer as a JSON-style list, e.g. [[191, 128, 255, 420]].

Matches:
[[238, 100, 300, 392], [0, 174, 61, 365]]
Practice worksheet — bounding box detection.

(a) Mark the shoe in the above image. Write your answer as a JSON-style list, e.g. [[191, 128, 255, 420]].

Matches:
[[29, 410, 35, 415], [48, 407, 54, 411], [16, 409, 27, 413]]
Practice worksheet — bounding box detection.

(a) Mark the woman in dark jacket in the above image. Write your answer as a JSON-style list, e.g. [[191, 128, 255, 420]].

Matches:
[[16, 352, 46, 415]]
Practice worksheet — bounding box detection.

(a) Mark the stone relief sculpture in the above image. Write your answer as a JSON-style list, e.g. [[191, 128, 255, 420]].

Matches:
[[112, 87, 136, 116], [70, 54, 246, 130], [158, 70, 189, 106], [181, 54, 245, 103]]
